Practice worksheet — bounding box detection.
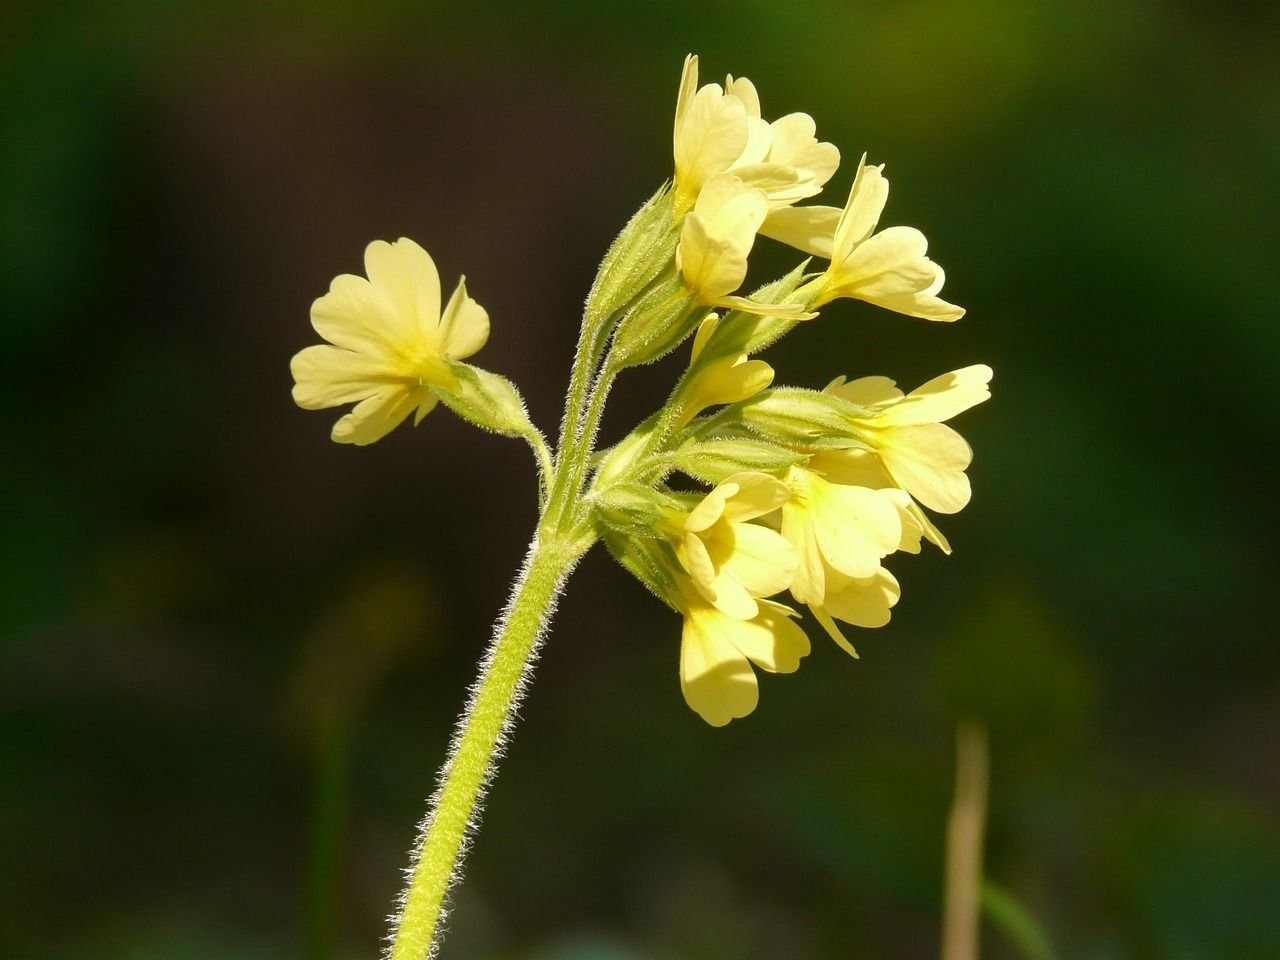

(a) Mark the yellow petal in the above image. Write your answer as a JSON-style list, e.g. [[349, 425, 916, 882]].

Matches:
[[689, 314, 720, 362], [685, 481, 735, 533], [824, 566, 900, 629], [673, 54, 699, 142], [719, 471, 791, 523], [721, 521, 796, 598], [758, 205, 841, 258], [438, 275, 490, 360], [730, 600, 810, 673], [879, 423, 974, 514], [330, 385, 433, 446], [877, 365, 993, 427], [767, 114, 839, 185], [680, 605, 759, 726], [809, 604, 859, 659], [829, 227, 965, 321], [781, 498, 826, 606], [677, 175, 767, 302], [724, 74, 761, 119], [678, 530, 718, 590], [810, 477, 902, 578], [674, 85, 748, 203], [310, 273, 401, 357], [290, 344, 393, 410], [734, 115, 772, 167], [683, 355, 774, 421], [363, 238, 442, 344], [703, 568, 759, 620], [833, 155, 889, 255], [825, 374, 902, 410], [729, 161, 806, 201], [809, 448, 895, 488]]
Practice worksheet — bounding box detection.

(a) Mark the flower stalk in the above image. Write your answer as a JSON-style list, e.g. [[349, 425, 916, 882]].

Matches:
[[389, 530, 591, 960]]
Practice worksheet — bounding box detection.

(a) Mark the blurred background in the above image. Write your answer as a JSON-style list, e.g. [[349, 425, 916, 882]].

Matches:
[[4, 2, 1279, 958]]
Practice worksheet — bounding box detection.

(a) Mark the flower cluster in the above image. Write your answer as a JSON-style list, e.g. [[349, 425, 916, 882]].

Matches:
[[291, 53, 989, 727]]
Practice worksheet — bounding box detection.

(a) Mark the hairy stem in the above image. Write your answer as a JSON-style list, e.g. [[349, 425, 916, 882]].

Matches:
[[387, 532, 590, 960]]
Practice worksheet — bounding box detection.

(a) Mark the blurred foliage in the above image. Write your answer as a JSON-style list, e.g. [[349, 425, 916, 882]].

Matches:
[[2, 1, 1278, 958]]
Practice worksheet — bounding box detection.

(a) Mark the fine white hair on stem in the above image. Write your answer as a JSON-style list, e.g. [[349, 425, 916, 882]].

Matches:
[[383, 536, 578, 959]]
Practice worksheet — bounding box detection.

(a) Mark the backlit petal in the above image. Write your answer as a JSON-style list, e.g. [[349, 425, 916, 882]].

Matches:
[[680, 606, 759, 726]]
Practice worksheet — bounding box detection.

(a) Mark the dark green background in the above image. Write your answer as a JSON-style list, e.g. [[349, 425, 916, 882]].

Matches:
[[4, 2, 1278, 958]]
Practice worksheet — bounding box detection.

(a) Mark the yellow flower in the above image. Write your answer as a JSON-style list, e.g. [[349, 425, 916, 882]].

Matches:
[[675, 316, 775, 428], [291, 238, 489, 445], [672, 54, 838, 216], [809, 448, 953, 555], [674, 472, 797, 621], [825, 365, 993, 514], [676, 174, 767, 306], [761, 155, 964, 321], [779, 465, 904, 655], [678, 589, 810, 726]]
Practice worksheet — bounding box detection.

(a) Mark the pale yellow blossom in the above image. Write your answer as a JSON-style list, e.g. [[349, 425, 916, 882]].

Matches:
[[678, 588, 810, 727], [825, 365, 993, 513], [779, 464, 904, 655], [673, 54, 838, 215], [677, 174, 767, 306], [676, 316, 775, 427], [291, 238, 489, 445], [761, 155, 964, 321], [675, 472, 796, 621]]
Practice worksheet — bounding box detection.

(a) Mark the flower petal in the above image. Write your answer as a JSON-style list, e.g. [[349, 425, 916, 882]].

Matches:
[[833, 156, 889, 254], [810, 604, 859, 658], [290, 344, 393, 410], [674, 85, 748, 202], [719, 471, 791, 523], [330, 385, 432, 446], [438, 275, 490, 360], [758, 205, 841, 258], [685, 481, 735, 533], [824, 566, 900, 629], [363, 238, 442, 342], [810, 477, 901, 578], [729, 600, 810, 673], [826, 374, 902, 410], [781, 499, 826, 606], [680, 606, 759, 726], [878, 365, 993, 427], [678, 175, 767, 302], [310, 273, 401, 356], [879, 423, 974, 514], [721, 521, 795, 598]]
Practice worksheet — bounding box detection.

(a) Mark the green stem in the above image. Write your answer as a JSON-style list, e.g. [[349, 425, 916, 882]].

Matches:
[[387, 531, 591, 960], [546, 319, 609, 524]]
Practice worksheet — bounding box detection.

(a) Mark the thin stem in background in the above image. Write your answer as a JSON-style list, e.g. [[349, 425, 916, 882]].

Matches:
[[942, 720, 989, 960], [302, 725, 350, 960]]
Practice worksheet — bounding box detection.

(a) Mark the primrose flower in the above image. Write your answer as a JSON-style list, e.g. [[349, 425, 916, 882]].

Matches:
[[672, 54, 838, 215], [809, 447, 953, 555], [779, 465, 904, 654], [677, 174, 766, 306], [674, 472, 796, 621], [676, 316, 774, 427], [291, 238, 489, 445], [761, 155, 964, 321], [825, 365, 992, 513], [678, 588, 811, 727], [676, 175, 811, 317]]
